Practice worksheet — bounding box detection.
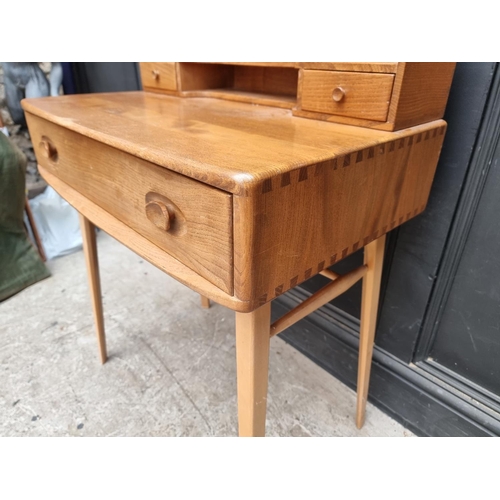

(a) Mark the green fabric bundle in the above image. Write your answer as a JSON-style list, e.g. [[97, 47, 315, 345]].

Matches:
[[0, 132, 50, 301]]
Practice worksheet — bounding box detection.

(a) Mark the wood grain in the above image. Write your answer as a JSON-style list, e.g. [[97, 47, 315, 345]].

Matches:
[[292, 107, 400, 130], [22, 64, 455, 437], [152, 63, 300, 109], [38, 165, 252, 312], [177, 62, 398, 73], [22, 92, 446, 196], [178, 63, 298, 96], [270, 265, 367, 337], [79, 214, 107, 364], [138, 62, 454, 131], [179, 65, 300, 108], [177, 62, 233, 91], [295, 63, 455, 130], [180, 88, 296, 109], [236, 303, 271, 437], [300, 70, 394, 121], [24, 93, 447, 309], [25, 197, 46, 261], [356, 235, 386, 429], [137, 63, 454, 131], [26, 113, 233, 295], [233, 121, 446, 306], [387, 62, 456, 130], [233, 65, 298, 97], [320, 269, 339, 280], [140, 62, 177, 91], [300, 62, 397, 73]]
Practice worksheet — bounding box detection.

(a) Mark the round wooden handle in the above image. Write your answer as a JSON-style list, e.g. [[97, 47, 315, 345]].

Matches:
[[152, 70, 160, 80], [40, 138, 58, 161], [145, 200, 173, 231], [332, 87, 345, 102]]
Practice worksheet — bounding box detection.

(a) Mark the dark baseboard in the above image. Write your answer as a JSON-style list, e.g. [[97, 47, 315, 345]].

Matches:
[[273, 288, 500, 437]]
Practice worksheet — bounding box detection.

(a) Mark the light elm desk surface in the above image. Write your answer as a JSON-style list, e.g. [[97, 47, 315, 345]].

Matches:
[[23, 86, 447, 436]]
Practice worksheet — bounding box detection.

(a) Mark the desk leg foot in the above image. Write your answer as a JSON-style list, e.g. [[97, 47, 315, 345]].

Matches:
[[356, 235, 386, 429], [235, 303, 271, 437], [79, 214, 107, 364], [200, 295, 210, 309]]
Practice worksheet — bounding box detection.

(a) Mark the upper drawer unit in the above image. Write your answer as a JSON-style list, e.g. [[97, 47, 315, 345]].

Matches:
[[138, 62, 456, 131], [300, 70, 394, 122]]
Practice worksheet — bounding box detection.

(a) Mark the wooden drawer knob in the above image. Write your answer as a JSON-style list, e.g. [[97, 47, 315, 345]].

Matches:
[[40, 138, 58, 161], [332, 87, 345, 102], [152, 70, 160, 80], [145, 200, 173, 231]]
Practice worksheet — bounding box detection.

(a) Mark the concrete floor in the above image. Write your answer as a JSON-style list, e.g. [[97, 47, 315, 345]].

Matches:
[[0, 231, 413, 437]]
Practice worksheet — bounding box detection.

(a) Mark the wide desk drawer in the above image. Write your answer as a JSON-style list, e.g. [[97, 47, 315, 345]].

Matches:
[[300, 70, 394, 122], [26, 113, 233, 294]]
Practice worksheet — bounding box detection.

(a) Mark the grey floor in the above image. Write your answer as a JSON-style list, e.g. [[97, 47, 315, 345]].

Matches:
[[0, 231, 413, 437]]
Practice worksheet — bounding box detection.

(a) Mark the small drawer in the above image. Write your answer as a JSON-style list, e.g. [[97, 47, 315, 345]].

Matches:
[[140, 62, 177, 91], [26, 113, 233, 294], [300, 70, 394, 122]]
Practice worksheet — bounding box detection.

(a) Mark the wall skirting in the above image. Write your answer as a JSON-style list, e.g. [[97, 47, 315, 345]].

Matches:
[[274, 288, 500, 437]]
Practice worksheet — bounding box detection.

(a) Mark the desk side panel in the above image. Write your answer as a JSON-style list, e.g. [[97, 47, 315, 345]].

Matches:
[[234, 122, 446, 307], [389, 63, 456, 131]]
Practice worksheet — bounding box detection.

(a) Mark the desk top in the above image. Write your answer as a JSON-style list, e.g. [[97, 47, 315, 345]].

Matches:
[[23, 91, 444, 196]]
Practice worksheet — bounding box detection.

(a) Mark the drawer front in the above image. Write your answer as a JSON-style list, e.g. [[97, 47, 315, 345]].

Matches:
[[300, 70, 394, 122], [27, 113, 233, 294], [140, 62, 177, 91]]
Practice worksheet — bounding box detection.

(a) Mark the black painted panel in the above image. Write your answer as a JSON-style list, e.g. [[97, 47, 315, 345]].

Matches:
[[273, 293, 496, 436], [430, 138, 500, 395], [72, 62, 141, 94], [375, 63, 496, 362]]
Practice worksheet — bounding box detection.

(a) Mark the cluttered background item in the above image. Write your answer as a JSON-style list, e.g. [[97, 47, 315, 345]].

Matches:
[[0, 63, 82, 301]]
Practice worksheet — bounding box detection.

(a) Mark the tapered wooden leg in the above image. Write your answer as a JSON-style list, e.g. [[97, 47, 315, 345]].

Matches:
[[356, 234, 386, 429], [25, 197, 46, 261], [79, 214, 107, 364], [200, 295, 210, 308], [235, 303, 271, 437]]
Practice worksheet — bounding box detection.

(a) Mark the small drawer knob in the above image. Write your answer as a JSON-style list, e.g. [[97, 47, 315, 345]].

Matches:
[[40, 138, 58, 161], [145, 200, 173, 231], [332, 86, 345, 102], [152, 70, 160, 80]]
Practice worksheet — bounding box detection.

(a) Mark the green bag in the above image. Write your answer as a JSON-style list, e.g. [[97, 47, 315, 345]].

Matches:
[[0, 132, 50, 301]]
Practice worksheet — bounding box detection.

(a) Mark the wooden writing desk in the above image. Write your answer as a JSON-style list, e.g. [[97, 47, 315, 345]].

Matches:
[[22, 62, 455, 436]]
